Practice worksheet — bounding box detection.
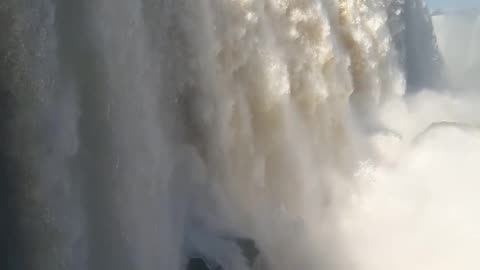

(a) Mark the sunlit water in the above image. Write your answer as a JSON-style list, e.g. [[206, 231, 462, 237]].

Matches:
[[1, 1, 479, 270]]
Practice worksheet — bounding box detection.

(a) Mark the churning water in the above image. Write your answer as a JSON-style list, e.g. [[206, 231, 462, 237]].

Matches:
[[0, 1, 478, 270]]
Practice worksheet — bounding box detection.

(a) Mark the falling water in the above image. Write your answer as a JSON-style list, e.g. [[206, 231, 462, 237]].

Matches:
[[433, 10, 480, 89], [1, 1, 479, 270]]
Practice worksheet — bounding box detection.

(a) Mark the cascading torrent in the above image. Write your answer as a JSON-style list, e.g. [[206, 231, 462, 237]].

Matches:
[[1, 0, 479, 270]]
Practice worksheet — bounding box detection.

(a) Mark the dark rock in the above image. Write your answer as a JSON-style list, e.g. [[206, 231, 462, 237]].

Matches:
[[234, 238, 259, 268], [186, 258, 221, 270]]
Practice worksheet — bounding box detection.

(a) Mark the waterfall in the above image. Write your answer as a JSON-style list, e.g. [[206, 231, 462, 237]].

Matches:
[[386, 0, 447, 91], [433, 10, 480, 89], [1, 1, 479, 270]]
